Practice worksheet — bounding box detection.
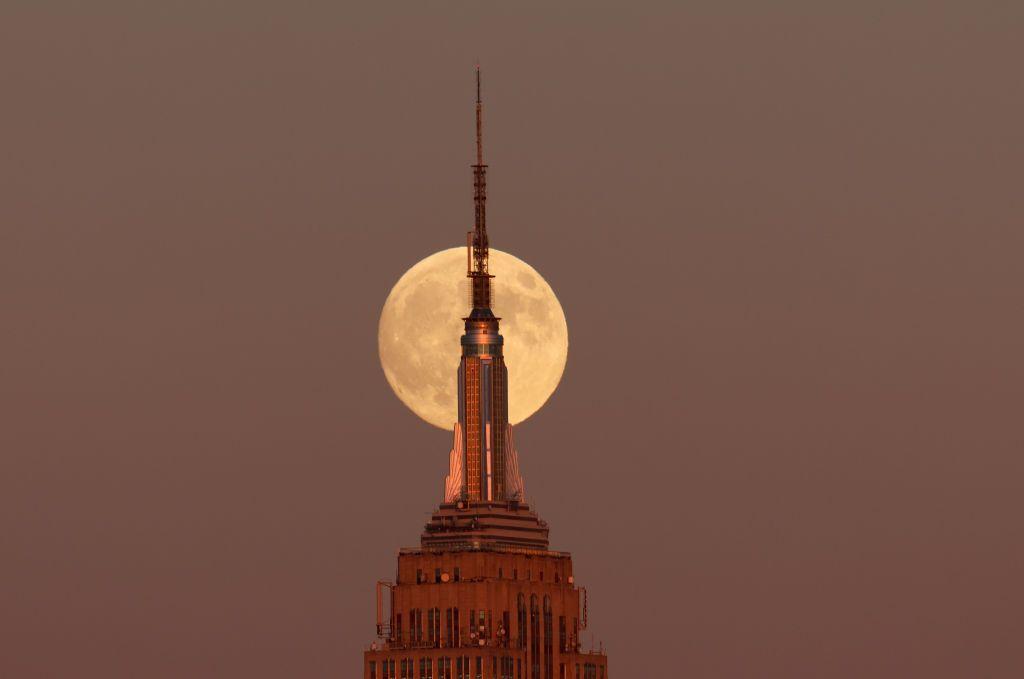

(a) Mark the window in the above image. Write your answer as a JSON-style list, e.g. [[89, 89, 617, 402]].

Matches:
[[395, 614, 402, 643], [440, 657, 452, 679], [417, 569, 423, 583], [517, 594, 526, 649], [543, 597, 553, 679], [428, 607, 441, 647], [498, 567, 504, 579], [454, 566, 460, 582], [369, 660, 376, 679], [559, 616, 566, 652], [454, 607, 460, 647], [446, 608, 453, 647], [435, 568, 442, 583], [539, 571, 544, 582], [413, 609, 422, 643], [420, 658, 433, 679], [530, 595, 540, 679], [559, 664, 565, 679], [502, 611, 511, 647], [513, 568, 518, 580], [476, 655, 482, 679]]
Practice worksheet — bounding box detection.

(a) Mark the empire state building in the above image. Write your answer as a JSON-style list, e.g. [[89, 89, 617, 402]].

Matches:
[[363, 70, 609, 679]]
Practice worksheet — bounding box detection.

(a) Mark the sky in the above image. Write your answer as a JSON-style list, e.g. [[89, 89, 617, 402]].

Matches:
[[2, 2, 1023, 677]]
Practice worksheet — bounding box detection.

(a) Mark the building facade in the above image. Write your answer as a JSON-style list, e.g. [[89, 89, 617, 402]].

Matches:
[[363, 70, 608, 679]]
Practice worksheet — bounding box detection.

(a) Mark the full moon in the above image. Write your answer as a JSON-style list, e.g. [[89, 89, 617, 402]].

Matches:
[[378, 248, 569, 430]]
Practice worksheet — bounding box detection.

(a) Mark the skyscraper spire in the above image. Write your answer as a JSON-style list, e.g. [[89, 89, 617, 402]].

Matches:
[[469, 65, 491, 312], [438, 66, 526, 517], [363, 73, 609, 679]]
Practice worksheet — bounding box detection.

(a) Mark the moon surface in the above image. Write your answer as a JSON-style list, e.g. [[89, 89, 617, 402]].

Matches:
[[379, 248, 569, 430]]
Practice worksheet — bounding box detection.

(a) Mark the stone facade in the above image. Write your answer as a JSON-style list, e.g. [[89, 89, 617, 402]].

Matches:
[[364, 545, 608, 679]]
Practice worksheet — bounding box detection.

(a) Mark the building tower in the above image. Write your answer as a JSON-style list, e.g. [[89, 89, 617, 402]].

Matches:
[[363, 69, 609, 679]]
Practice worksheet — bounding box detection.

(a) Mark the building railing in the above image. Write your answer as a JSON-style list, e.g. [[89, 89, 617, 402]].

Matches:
[[399, 544, 571, 558], [369, 636, 605, 657]]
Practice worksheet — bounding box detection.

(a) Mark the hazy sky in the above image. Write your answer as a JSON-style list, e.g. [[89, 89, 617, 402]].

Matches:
[[2, 3, 1022, 677]]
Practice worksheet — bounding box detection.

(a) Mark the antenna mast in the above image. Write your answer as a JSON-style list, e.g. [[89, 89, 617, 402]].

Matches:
[[468, 65, 492, 310]]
